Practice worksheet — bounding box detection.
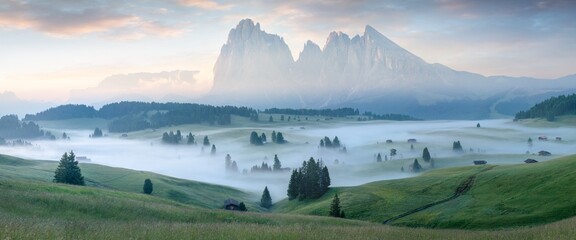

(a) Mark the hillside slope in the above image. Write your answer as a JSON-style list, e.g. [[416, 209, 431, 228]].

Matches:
[[274, 155, 576, 229], [0, 154, 262, 210], [1, 169, 576, 239]]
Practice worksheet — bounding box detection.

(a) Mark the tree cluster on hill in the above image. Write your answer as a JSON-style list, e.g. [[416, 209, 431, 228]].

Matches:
[[249, 131, 267, 145], [53, 151, 85, 185], [319, 136, 341, 149], [515, 93, 576, 121], [91, 128, 103, 138], [162, 130, 183, 144], [287, 157, 331, 200], [453, 141, 463, 152], [362, 111, 421, 121], [24, 102, 258, 133], [0, 115, 50, 139], [251, 162, 272, 173], [224, 154, 238, 173], [271, 131, 287, 144]]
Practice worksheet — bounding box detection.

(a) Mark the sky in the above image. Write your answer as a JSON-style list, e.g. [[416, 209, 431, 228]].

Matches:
[[0, 0, 575, 103]]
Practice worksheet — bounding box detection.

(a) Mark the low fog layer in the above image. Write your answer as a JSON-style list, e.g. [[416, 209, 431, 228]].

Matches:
[[2, 119, 574, 202]]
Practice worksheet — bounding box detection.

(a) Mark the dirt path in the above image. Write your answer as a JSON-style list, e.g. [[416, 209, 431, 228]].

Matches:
[[383, 166, 494, 224]]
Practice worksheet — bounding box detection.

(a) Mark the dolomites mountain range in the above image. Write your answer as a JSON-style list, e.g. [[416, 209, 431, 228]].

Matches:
[[210, 19, 576, 119]]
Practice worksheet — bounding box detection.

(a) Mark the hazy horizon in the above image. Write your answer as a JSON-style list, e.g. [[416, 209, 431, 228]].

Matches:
[[1, 1, 575, 104]]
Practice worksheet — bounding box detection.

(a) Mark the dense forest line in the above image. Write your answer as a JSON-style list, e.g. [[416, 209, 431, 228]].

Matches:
[[23, 101, 420, 133], [515, 93, 576, 121], [263, 108, 419, 121], [25, 102, 257, 133]]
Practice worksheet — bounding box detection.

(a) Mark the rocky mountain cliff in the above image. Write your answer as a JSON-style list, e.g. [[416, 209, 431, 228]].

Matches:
[[210, 19, 576, 119]]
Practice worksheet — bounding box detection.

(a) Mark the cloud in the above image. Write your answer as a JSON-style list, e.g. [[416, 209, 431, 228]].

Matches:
[[0, 0, 186, 39], [69, 70, 210, 103], [177, 0, 234, 10]]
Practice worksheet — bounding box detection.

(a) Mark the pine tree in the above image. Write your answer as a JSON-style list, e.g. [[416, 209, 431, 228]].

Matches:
[[187, 133, 195, 144], [250, 131, 263, 145], [273, 154, 281, 171], [211, 144, 216, 155], [231, 161, 238, 172], [422, 147, 431, 162], [376, 153, 382, 162], [320, 166, 331, 193], [92, 128, 103, 138], [330, 194, 342, 217], [143, 178, 153, 194], [276, 132, 286, 144], [53, 151, 85, 185], [203, 136, 210, 146], [271, 131, 277, 143], [287, 169, 299, 200], [528, 137, 533, 148], [238, 202, 247, 211], [261, 133, 267, 143], [260, 186, 272, 209], [332, 136, 340, 148], [340, 210, 346, 218], [412, 159, 422, 173]]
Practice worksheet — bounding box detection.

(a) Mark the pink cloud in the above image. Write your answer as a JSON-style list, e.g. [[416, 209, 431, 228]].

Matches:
[[177, 0, 233, 10]]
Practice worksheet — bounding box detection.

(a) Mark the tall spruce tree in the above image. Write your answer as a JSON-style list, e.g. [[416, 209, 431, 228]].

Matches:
[[376, 153, 382, 162], [287, 169, 299, 200], [273, 154, 281, 171], [203, 136, 210, 146], [422, 147, 431, 162], [53, 151, 85, 185], [260, 186, 272, 209], [271, 131, 277, 143], [143, 178, 153, 194], [412, 159, 422, 173], [329, 193, 342, 217]]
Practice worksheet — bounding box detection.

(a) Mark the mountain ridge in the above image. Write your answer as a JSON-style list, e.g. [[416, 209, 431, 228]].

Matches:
[[209, 19, 576, 119]]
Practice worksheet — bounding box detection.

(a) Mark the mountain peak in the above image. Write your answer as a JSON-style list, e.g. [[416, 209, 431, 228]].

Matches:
[[236, 18, 259, 31]]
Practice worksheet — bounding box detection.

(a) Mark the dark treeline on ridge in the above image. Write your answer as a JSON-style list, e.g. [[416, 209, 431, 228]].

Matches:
[[515, 93, 576, 121], [23, 102, 420, 133], [25, 102, 257, 133], [264, 108, 419, 121]]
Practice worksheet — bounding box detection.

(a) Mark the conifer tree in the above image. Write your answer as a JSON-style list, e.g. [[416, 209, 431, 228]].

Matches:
[[271, 131, 277, 143], [412, 159, 422, 173], [261, 133, 267, 143], [287, 169, 299, 200], [203, 136, 210, 146], [422, 147, 431, 162], [225, 154, 232, 171], [239, 202, 247, 211], [211, 144, 216, 155], [330, 193, 342, 217], [332, 136, 340, 148], [53, 151, 85, 185], [273, 154, 281, 171], [143, 178, 153, 194], [376, 153, 382, 162], [187, 133, 195, 144], [276, 132, 286, 144], [260, 186, 273, 209]]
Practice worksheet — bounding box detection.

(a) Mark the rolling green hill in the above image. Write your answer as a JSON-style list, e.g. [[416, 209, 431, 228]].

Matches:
[[1, 154, 576, 238], [0, 154, 262, 210], [274, 155, 576, 229]]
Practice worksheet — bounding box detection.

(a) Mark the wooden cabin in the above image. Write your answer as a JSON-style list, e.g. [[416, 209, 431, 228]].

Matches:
[[524, 159, 538, 163], [473, 160, 487, 165], [224, 198, 240, 211]]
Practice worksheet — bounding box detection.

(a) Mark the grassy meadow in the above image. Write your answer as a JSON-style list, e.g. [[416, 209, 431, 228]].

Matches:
[[0, 116, 574, 238]]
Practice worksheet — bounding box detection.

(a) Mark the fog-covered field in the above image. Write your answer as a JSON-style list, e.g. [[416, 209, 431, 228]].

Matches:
[[2, 119, 574, 201]]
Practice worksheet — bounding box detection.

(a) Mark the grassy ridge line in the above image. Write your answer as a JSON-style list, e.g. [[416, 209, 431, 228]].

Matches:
[[274, 155, 576, 229], [1, 179, 576, 239], [0, 154, 263, 211]]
